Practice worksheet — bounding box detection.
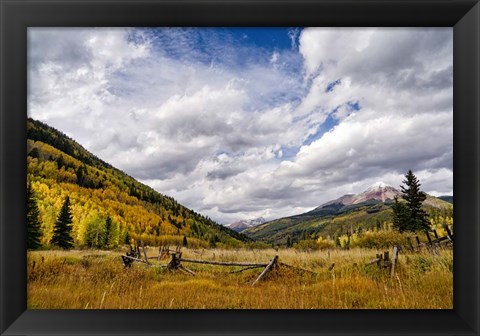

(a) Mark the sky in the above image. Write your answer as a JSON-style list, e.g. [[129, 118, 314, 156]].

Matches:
[[28, 27, 453, 224]]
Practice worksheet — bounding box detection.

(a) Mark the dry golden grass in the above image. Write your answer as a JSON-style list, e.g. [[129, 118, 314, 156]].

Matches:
[[27, 247, 452, 309]]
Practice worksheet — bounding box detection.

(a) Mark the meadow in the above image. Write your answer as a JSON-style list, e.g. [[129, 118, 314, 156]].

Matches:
[[27, 246, 453, 309]]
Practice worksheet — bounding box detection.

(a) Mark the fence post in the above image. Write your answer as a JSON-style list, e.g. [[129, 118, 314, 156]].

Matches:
[[390, 245, 399, 278], [444, 225, 453, 241], [141, 240, 150, 265], [252, 256, 278, 286], [168, 253, 180, 270], [425, 231, 432, 245], [158, 246, 164, 262], [383, 251, 390, 268]]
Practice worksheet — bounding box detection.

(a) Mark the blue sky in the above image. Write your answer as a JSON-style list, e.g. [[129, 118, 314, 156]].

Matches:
[[28, 27, 453, 224]]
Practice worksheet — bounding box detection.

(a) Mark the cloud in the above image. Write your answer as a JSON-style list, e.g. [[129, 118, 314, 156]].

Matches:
[[276, 111, 452, 183], [28, 27, 453, 224]]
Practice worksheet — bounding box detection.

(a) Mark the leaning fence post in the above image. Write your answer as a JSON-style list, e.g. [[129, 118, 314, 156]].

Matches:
[[444, 225, 453, 242], [425, 231, 432, 245], [252, 256, 278, 286]]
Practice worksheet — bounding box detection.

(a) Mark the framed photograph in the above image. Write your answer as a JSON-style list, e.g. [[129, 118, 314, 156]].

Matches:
[[1, 0, 479, 335]]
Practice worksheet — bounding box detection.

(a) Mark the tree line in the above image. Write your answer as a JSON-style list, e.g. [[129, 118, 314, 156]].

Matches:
[[27, 182, 120, 249]]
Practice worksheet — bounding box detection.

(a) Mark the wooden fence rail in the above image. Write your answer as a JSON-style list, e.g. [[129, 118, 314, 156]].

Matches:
[[252, 256, 278, 286], [121, 242, 280, 285], [179, 258, 268, 268]]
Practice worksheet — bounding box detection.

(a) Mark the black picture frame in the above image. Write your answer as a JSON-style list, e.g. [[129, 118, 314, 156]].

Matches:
[[1, 0, 479, 335]]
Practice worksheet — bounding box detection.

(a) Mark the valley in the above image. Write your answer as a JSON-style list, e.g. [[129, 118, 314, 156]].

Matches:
[[26, 118, 453, 309], [28, 247, 453, 309]]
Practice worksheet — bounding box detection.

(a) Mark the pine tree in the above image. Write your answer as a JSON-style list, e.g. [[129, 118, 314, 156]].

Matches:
[[391, 197, 409, 232], [124, 230, 131, 245], [28, 147, 40, 158], [27, 182, 42, 249], [182, 235, 188, 247], [286, 235, 292, 248], [392, 170, 430, 232], [51, 196, 74, 249]]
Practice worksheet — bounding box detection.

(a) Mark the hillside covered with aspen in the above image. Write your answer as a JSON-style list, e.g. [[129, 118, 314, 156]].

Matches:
[[27, 118, 251, 249]]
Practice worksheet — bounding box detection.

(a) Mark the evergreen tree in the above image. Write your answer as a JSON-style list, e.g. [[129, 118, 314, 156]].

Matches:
[[301, 230, 308, 241], [75, 165, 86, 186], [182, 235, 188, 247], [392, 170, 430, 232], [391, 197, 409, 232], [155, 220, 162, 236], [27, 182, 42, 249], [56, 154, 65, 169], [28, 147, 40, 158], [286, 235, 292, 248], [51, 196, 74, 249], [124, 230, 131, 245]]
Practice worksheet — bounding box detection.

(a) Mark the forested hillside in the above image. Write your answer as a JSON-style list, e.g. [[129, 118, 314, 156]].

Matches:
[[27, 118, 250, 249], [244, 191, 453, 246]]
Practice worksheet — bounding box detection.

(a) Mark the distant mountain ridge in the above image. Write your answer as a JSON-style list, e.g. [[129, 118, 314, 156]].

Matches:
[[438, 196, 453, 204], [243, 182, 452, 245], [317, 182, 400, 209], [226, 217, 267, 232]]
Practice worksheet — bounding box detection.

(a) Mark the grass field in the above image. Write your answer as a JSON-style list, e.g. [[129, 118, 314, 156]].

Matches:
[[27, 247, 453, 309]]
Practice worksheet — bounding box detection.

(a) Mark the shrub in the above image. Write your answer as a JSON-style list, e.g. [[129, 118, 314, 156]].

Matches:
[[349, 230, 410, 249], [293, 238, 335, 251], [316, 236, 335, 249]]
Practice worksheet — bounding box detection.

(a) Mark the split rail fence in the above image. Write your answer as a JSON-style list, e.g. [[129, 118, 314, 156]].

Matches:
[[121, 242, 279, 285], [365, 226, 453, 278], [407, 226, 453, 251], [121, 226, 453, 284]]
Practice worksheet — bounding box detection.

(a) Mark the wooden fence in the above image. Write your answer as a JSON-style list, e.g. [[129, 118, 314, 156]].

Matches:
[[122, 228, 453, 284], [407, 226, 453, 251], [366, 226, 453, 278], [366, 245, 399, 278], [121, 242, 279, 285]]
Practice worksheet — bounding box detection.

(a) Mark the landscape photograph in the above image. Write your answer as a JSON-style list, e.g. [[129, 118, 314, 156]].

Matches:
[[27, 27, 453, 309]]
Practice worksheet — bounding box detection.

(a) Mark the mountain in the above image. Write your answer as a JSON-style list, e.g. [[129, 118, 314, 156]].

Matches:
[[317, 182, 400, 209], [349, 182, 401, 204], [438, 196, 453, 204], [226, 217, 267, 232], [243, 182, 452, 245], [27, 118, 250, 248]]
